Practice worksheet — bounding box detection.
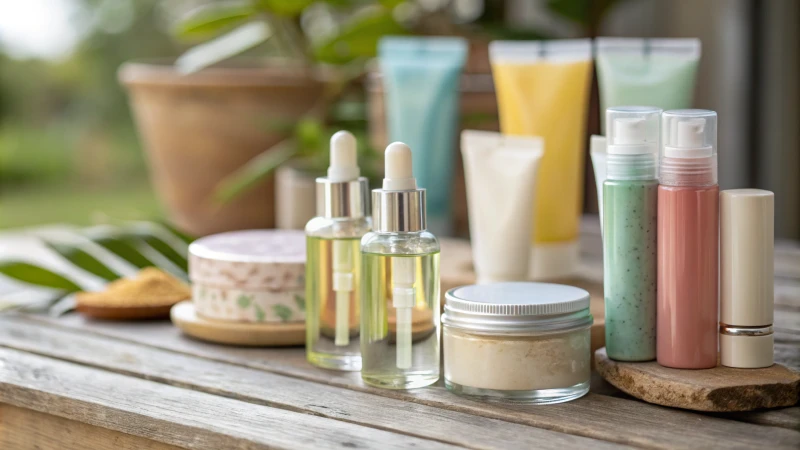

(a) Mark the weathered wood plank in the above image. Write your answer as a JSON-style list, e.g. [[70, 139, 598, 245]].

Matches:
[[0, 317, 619, 450], [717, 407, 800, 430], [0, 404, 183, 450], [21, 314, 800, 449], [0, 347, 460, 450]]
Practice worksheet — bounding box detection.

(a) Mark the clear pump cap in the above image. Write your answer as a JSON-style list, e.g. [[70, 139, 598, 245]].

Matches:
[[606, 106, 661, 155], [662, 109, 717, 158], [660, 109, 718, 186], [605, 106, 660, 180]]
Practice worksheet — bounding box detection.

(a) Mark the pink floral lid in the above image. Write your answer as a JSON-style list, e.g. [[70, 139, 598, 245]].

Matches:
[[189, 230, 306, 290]]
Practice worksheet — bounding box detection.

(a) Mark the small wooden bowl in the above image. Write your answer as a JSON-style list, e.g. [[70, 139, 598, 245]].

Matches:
[[76, 303, 178, 320]]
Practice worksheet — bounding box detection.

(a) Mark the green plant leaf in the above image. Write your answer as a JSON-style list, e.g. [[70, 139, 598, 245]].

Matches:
[[175, 2, 257, 39], [157, 221, 196, 245], [214, 139, 297, 204], [273, 304, 292, 322], [175, 22, 273, 74], [139, 236, 188, 272], [257, 0, 315, 16], [379, 0, 406, 8], [91, 236, 156, 269], [313, 9, 407, 64], [0, 262, 82, 292], [294, 294, 306, 311], [546, 0, 621, 26], [43, 241, 120, 282]]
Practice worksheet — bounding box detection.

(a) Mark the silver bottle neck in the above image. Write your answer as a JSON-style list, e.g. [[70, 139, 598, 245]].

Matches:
[[372, 188, 426, 233], [315, 177, 370, 219]]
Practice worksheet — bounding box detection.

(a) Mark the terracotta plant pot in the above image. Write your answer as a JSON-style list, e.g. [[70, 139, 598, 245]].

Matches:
[[119, 62, 325, 236]]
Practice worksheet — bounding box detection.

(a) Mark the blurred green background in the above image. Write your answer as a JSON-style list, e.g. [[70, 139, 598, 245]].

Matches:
[[1, 0, 798, 238], [0, 0, 182, 227]]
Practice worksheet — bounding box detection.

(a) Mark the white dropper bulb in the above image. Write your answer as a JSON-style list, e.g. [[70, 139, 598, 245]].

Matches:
[[328, 130, 359, 346], [383, 142, 417, 190], [328, 131, 360, 182]]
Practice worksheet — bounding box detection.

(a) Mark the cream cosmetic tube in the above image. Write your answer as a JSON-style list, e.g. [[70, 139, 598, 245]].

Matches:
[[596, 38, 701, 130], [490, 40, 592, 280], [461, 130, 544, 284], [589, 135, 608, 234]]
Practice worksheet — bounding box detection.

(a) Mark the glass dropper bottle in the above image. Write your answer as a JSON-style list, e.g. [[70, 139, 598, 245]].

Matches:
[[305, 131, 371, 371], [360, 142, 441, 389]]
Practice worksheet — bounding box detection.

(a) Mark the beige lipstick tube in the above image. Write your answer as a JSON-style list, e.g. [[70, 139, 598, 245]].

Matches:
[[720, 189, 774, 368]]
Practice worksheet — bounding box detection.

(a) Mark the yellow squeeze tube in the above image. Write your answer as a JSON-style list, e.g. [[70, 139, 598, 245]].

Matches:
[[489, 39, 593, 280]]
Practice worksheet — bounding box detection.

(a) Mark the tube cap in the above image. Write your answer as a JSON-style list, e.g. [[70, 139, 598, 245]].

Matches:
[[720, 189, 774, 368]]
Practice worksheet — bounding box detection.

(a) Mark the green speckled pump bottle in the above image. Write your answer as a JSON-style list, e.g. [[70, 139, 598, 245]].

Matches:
[[603, 106, 661, 361]]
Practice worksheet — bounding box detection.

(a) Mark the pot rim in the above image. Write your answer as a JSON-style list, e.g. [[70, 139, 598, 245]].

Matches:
[[119, 58, 336, 88]]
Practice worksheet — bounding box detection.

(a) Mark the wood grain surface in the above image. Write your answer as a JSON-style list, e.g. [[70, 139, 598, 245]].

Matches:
[[0, 217, 796, 449], [0, 347, 460, 450], [0, 317, 624, 450], [0, 404, 182, 450], [9, 314, 800, 449]]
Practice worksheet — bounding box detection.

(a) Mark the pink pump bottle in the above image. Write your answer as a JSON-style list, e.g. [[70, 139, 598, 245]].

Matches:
[[657, 110, 719, 369]]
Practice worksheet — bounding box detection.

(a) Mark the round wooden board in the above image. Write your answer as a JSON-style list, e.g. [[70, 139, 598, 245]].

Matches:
[[594, 347, 800, 412], [171, 301, 304, 347], [77, 303, 176, 320]]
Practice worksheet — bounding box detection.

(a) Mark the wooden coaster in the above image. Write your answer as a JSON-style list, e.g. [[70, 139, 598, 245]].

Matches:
[[439, 238, 606, 354], [595, 347, 800, 412], [170, 301, 304, 347], [77, 304, 174, 320]]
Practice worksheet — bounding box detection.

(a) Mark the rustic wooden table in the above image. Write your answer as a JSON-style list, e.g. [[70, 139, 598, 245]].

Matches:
[[0, 218, 798, 449]]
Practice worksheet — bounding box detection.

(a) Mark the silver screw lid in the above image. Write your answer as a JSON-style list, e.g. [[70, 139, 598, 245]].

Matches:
[[443, 282, 592, 334], [316, 177, 370, 219]]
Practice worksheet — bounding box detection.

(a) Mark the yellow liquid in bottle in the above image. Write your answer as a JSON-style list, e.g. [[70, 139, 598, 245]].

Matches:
[[361, 251, 440, 389], [306, 236, 362, 371]]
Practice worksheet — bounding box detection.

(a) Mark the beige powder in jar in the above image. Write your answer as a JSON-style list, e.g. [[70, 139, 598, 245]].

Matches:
[[443, 327, 590, 391]]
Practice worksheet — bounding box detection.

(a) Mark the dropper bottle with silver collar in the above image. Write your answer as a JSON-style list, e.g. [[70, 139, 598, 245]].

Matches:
[[361, 142, 441, 389], [305, 131, 371, 371]]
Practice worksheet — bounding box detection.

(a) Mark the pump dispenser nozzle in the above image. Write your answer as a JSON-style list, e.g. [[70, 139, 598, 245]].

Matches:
[[605, 106, 661, 180], [660, 109, 718, 186]]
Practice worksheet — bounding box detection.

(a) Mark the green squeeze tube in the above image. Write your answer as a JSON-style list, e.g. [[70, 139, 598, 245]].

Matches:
[[603, 106, 660, 361]]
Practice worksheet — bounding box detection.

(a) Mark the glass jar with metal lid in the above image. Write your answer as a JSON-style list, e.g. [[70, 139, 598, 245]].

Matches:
[[442, 282, 593, 404]]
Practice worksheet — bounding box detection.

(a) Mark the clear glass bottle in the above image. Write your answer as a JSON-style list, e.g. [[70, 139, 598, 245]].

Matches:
[[361, 142, 441, 389], [306, 131, 371, 371]]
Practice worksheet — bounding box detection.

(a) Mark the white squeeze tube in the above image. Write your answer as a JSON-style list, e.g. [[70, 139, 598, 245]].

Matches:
[[383, 143, 418, 369], [461, 130, 544, 284], [328, 131, 360, 346]]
